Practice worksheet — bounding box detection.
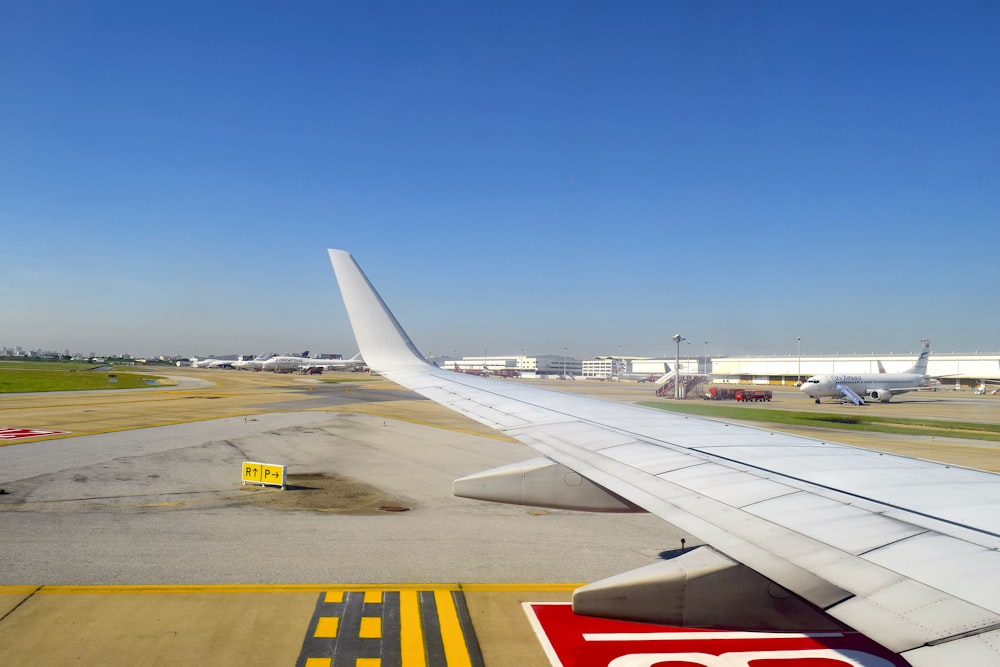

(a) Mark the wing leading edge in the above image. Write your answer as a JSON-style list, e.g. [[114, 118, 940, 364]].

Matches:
[[328, 249, 1000, 666]]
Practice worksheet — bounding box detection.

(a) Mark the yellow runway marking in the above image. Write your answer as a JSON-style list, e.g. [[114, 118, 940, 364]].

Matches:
[[314, 617, 340, 638], [359, 616, 381, 638], [435, 590, 472, 667], [400, 590, 424, 667], [0, 583, 572, 595], [297, 587, 483, 667]]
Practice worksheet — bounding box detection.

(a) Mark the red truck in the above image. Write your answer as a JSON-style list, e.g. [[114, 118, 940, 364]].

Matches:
[[707, 387, 740, 400], [735, 389, 772, 402]]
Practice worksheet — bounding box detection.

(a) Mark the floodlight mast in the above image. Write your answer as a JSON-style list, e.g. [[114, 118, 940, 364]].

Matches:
[[797, 336, 802, 385], [672, 334, 685, 399]]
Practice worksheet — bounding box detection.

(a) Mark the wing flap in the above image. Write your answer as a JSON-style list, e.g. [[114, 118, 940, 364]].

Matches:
[[831, 579, 1000, 652], [865, 533, 1000, 613], [902, 628, 1000, 666]]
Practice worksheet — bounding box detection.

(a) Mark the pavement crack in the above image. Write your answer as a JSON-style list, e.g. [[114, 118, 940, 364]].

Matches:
[[0, 586, 42, 624]]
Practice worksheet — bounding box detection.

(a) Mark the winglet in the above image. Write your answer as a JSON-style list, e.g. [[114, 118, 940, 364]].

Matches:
[[327, 249, 429, 372]]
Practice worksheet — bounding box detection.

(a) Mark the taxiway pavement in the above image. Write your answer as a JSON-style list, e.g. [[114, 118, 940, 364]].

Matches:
[[0, 370, 676, 666]]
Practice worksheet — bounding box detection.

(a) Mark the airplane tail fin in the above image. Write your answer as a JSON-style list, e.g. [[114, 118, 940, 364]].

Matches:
[[908, 340, 931, 375], [328, 249, 429, 372]]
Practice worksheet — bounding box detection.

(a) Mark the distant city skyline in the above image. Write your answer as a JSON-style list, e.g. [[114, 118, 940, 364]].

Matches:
[[3, 3, 997, 359]]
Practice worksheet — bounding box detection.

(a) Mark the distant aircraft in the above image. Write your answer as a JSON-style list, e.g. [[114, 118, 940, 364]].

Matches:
[[261, 351, 364, 372], [233, 353, 277, 371], [451, 363, 490, 377], [616, 372, 668, 383], [258, 351, 312, 371], [328, 249, 1000, 665], [191, 356, 238, 368], [450, 363, 520, 378], [800, 340, 932, 404], [300, 353, 365, 373]]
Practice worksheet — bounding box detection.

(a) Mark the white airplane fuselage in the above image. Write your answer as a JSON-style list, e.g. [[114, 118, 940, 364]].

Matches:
[[233, 354, 276, 371], [800, 341, 931, 404], [800, 371, 928, 403], [261, 353, 363, 372], [261, 355, 313, 371]]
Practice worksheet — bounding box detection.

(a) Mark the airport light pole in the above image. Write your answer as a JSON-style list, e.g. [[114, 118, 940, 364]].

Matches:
[[672, 334, 685, 399], [704, 341, 708, 375], [797, 337, 801, 385]]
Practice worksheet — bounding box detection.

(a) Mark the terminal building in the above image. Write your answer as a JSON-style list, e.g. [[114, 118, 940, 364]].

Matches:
[[440, 354, 693, 380], [443, 354, 583, 377]]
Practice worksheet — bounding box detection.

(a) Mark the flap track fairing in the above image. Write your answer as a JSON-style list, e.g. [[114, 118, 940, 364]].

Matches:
[[453, 457, 645, 513]]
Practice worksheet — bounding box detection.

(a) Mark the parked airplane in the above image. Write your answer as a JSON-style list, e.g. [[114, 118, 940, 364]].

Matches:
[[800, 341, 932, 404], [300, 352, 365, 373], [261, 351, 364, 372], [233, 353, 277, 371], [328, 249, 1000, 666], [451, 363, 489, 377], [258, 351, 312, 371], [450, 363, 520, 378], [191, 355, 244, 369]]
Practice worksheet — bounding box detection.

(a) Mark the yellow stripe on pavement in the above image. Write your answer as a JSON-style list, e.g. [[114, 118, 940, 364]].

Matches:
[[400, 590, 425, 667], [434, 590, 472, 667]]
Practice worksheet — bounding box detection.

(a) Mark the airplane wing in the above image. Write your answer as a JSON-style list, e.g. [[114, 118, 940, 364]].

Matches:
[[328, 249, 1000, 666], [886, 387, 936, 395]]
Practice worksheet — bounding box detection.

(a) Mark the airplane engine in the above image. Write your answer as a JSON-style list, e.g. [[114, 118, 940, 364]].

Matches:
[[869, 389, 892, 402]]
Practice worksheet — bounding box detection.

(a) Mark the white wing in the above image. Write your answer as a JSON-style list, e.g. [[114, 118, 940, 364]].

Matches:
[[328, 249, 1000, 666]]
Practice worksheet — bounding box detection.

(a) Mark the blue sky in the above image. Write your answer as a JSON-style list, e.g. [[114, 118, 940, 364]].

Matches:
[[2, 1, 997, 360]]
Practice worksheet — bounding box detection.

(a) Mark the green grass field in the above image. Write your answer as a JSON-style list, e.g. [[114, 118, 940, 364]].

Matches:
[[639, 400, 1000, 442], [0, 367, 170, 393]]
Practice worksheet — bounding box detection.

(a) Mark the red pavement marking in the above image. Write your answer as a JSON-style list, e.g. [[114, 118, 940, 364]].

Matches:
[[524, 602, 909, 667], [0, 427, 67, 440]]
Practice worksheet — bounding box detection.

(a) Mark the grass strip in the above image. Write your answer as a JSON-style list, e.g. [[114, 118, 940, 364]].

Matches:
[[638, 401, 1000, 442], [0, 369, 167, 393]]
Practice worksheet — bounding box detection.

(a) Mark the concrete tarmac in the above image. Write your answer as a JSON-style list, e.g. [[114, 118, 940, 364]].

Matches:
[[1, 368, 998, 666], [0, 369, 676, 666]]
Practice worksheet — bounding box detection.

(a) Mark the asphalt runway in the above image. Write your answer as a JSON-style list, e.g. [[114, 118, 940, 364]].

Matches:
[[1, 369, 997, 666]]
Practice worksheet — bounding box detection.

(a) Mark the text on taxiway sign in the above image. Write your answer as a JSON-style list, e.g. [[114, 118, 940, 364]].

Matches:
[[242, 461, 286, 489]]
